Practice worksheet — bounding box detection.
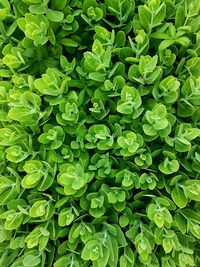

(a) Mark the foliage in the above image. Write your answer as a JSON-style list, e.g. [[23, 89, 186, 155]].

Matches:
[[0, 0, 200, 266]]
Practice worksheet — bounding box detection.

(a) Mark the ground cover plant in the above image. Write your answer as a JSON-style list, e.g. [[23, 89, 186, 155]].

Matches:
[[0, 0, 200, 266]]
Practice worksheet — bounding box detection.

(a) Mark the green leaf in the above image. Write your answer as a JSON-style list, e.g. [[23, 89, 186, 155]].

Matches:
[[46, 9, 64, 22], [183, 180, 200, 201], [60, 38, 78, 47], [171, 186, 188, 208], [23, 255, 41, 267]]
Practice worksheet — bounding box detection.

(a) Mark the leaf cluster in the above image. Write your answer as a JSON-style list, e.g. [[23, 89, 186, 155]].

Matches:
[[0, 0, 200, 266]]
